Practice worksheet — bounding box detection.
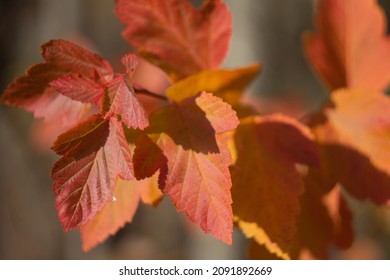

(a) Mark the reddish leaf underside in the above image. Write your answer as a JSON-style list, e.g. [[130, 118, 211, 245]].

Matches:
[[51, 115, 134, 231], [135, 92, 239, 244], [304, 0, 390, 90], [116, 0, 232, 81], [232, 114, 319, 255]]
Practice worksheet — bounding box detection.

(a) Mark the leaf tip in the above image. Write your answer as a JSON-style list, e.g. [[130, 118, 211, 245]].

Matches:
[[121, 53, 140, 73]]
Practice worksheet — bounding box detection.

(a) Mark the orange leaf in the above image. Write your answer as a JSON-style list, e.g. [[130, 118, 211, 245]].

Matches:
[[247, 181, 353, 260], [80, 176, 162, 252], [313, 90, 390, 203], [135, 92, 239, 244], [166, 64, 260, 104], [232, 114, 319, 254], [304, 0, 390, 90], [325, 89, 390, 175], [309, 89, 390, 204], [308, 143, 390, 205], [116, 0, 232, 81], [290, 184, 353, 259]]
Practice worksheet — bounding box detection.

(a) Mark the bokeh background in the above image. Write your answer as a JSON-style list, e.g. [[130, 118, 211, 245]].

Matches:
[[1, 0, 390, 259]]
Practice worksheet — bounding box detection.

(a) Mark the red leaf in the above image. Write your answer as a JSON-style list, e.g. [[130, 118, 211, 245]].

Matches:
[[50, 73, 104, 106], [52, 114, 109, 156], [1, 40, 114, 140], [116, 0, 232, 81], [1, 40, 113, 108], [106, 76, 149, 130], [304, 0, 390, 90], [1, 63, 69, 107], [51, 115, 134, 231], [42, 40, 113, 81], [135, 92, 239, 244], [108, 118, 135, 180]]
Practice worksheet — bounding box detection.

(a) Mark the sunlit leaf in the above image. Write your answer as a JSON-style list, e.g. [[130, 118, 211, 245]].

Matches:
[[116, 0, 232, 81], [135, 92, 239, 244], [232, 114, 319, 253]]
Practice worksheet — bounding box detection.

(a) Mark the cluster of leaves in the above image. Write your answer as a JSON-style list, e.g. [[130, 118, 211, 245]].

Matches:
[[1, 0, 390, 259]]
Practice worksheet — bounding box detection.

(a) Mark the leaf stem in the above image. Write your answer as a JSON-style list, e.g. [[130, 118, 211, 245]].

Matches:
[[134, 87, 168, 101]]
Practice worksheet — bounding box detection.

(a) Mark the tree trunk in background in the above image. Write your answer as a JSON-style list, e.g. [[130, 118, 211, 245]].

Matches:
[[224, 0, 325, 107]]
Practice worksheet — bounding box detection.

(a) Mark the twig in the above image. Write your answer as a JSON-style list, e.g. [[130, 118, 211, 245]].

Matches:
[[134, 87, 168, 101]]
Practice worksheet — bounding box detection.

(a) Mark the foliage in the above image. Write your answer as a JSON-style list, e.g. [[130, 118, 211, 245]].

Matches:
[[2, 0, 390, 259]]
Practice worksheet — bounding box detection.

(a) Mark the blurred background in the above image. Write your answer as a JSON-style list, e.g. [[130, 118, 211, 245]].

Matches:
[[1, 0, 390, 259]]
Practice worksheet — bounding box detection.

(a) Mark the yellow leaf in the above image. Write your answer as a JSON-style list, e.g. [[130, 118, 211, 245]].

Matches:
[[166, 64, 260, 104]]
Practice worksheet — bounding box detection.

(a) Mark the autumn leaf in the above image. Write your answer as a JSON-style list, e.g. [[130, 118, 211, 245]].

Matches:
[[49, 73, 105, 106], [134, 92, 239, 244], [42, 40, 113, 81], [249, 183, 353, 260], [0, 39, 114, 140], [51, 52, 148, 130], [51, 115, 134, 231], [116, 0, 232, 81], [231, 114, 319, 254], [248, 240, 284, 260], [80, 176, 162, 252], [1, 39, 113, 108], [290, 183, 353, 259], [105, 76, 149, 130], [324, 89, 390, 176], [51, 114, 109, 156], [166, 64, 261, 105], [236, 219, 290, 260], [1, 63, 69, 108], [28, 88, 90, 126], [308, 89, 390, 205], [304, 0, 390, 90]]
